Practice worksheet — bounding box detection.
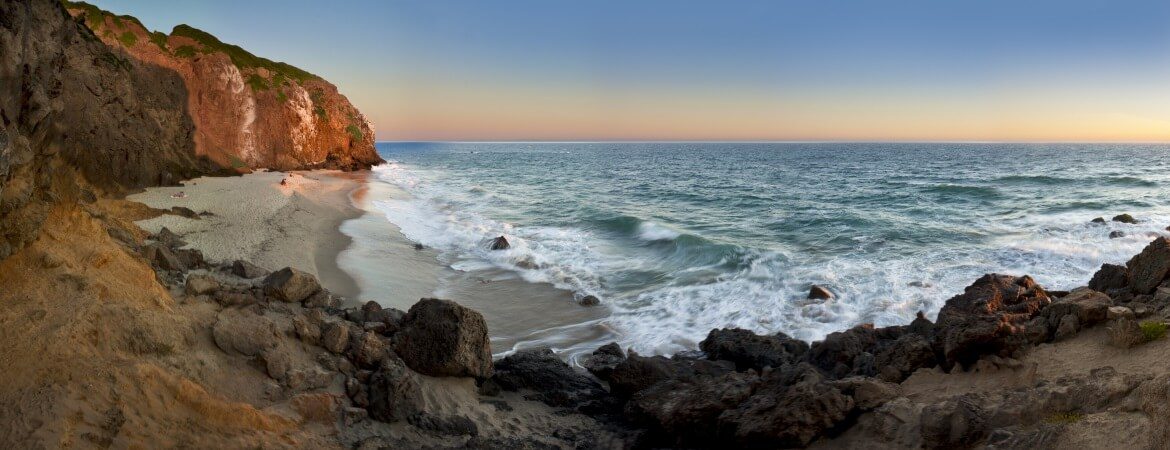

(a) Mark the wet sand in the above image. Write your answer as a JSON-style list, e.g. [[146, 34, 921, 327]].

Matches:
[[128, 170, 365, 299]]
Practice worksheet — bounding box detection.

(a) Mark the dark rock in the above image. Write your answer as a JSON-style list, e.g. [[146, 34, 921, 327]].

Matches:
[[582, 343, 624, 379], [1042, 288, 1111, 332], [491, 348, 607, 408], [1126, 237, 1170, 294], [699, 328, 808, 371], [808, 285, 834, 300], [367, 356, 424, 423], [873, 333, 936, 382], [262, 267, 321, 303], [321, 321, 351, 354], [1090, 217, 1106, 224], [394, 298, 493, 378], [579, 295, 600, 306], [413, 243, 425, 250], [808, 323, 882, 378], [1053, 314, 1080, 341], [231, 260, 268, 279], [489, 236, 510, 250], [606, 353, 734, 398], [142, 243, 185, 272], [1113, 213, 1138, 224], [154, 227, 185, 247], [934, 274, 1051, 370], [624, 371, 759, 446], [408, 413, 479, 436], [184, 274, 219, 296], [303, 290, 340, 309], [1089, 263, 1129, 293], [830, 377, 900, 411], [1110, 230, 1126, 239], [718, 364, 855, 448], [1108, 317, 1146, 348], [171, 206, 200, 219], [349, 331, 390, 368], [173, 248, 206, 270]]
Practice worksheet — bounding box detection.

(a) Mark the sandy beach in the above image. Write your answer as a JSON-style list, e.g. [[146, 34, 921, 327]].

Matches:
[[128, 170, 366, 300]]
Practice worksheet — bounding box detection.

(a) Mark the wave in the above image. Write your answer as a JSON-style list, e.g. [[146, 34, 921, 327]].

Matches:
[[637, 222, 681, 241], [994, 174, 1157, 188]]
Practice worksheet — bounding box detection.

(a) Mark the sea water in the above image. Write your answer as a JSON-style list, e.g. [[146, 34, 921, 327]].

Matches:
[[339, 142, 1170, 362]]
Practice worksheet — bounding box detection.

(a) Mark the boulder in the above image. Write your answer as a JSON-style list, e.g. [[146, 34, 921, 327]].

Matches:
[[873, 333, 936, 382], [582, 343, 625, 380], [408, 414, 479, 437], [142, 243, 185, 272], [830, 377, 901, 411], [807, 323, 881, 378], [1108, 306, 1135, 320], [184, 274, 219, 296], [934, 274, 1051, 370], [1110, 231, 1126, 239], [624, 371, 759, 446], [699, 328, 808, 371], [606, 353, 734, 398], [231, 260, 269, 279], [1042, 288, 1111, 330], [154, 227, 186, 247], [263, 267, 321, 303], [1089, 263, 1129, 293], [579, 295, 600, 307], [1053, 314, 1080, 341], [1108, 318, 1146, 348], [1127, 238, 1170, 294], [367, 356, 424, 423], [394, 299, 493, 378], [718, 364, 855, 448], [173, 248, 206, 270], [1113, 213, 1138, 224], [489, 236, 510, 250], [808, 285, 834, 300], [1091, 217, 1106, 224], [349, 331, 390, 368], [211, 309, 281, 356], [490, 348, 607, 408], [321, 321, 351, 354]]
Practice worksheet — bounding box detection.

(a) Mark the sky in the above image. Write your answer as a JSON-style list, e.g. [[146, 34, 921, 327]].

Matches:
[[90, 0, 1170, 142]]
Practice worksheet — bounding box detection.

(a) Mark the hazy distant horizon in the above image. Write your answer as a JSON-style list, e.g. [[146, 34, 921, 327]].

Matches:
[[90, 0, 1170, 142]]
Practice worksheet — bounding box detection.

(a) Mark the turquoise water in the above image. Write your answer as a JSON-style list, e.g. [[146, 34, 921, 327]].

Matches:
[[351, 142, 1170, 358]]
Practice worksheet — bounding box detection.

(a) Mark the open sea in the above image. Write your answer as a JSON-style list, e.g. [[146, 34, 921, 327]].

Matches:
[[340, 142, 1170, 362]]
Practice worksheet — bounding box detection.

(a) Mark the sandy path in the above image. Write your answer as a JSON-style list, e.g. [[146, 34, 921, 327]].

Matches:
[[128, 170, 365, 300]]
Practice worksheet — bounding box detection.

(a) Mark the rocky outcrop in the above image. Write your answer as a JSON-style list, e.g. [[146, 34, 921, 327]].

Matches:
[[63, 1, 383, 171], [394, 298, 494, 378], [933, 274, 1051, 369]]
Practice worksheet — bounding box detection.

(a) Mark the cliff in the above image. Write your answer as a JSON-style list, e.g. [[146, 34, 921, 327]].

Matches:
[[63, 1, 383, 172]]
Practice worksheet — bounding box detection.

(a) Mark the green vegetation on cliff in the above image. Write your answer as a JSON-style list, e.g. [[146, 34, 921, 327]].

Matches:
[[170, 24, 319, 82]]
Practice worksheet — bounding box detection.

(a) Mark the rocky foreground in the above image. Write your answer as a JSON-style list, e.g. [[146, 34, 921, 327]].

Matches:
[[76, 205, 1170, 449]]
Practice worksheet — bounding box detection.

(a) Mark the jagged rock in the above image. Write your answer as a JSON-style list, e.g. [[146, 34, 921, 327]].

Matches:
[[154, 227, 185, 247], [1091, 217, 1106, 224], [367, 356, 424, 423], [211, 309, 280, 356], [231, 260, 268, 279], [624, 371, 759, 446], [304, 290, 340, 308], [808, 285, 834, 300], [1054, 314, 1080, 341], [831, 377, 900, 410], [1090, 263, 1129, 293], [1113, 213, 1138, 224], [873, 333, 936, 382], [490, 347, 607, 408], [292, 313, 322, 345], [699, 328, 809, 371], [173, 248, 206, 270], [171, 206, 200, 219], [321, 321, 351, 354], [215, 291, 258, 307], [262, 267, 321, 303], [349, 331, 390, 368], [1110, 230, 1126, 239], [934, 274, 1051, 370], [582, 343, 624, 380], [718, 364, 855, 448], [489, 236, 510, 250], [142, 243, 185, 272], [606, 353, 734, 398], [1126, 237, 1170, 294], [394, 298, 493, 378], [290, 393, 339, 424], [579, 295, 600, 306], [184, 274, 219, 296], [808, 323, 882, 378], [1108, 306, 1135, 320], [1041, 288, 1111, 340]]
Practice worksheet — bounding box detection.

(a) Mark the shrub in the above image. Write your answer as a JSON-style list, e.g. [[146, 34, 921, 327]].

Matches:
[[1044, 412, 1083, 424], [149, 31, 168, 50], [173, 45, 197, 58], [246, 73, 270, 91], [1141, 321, 1167, 342], [118, 31, 137, 47], [346, 124, 364, 141]]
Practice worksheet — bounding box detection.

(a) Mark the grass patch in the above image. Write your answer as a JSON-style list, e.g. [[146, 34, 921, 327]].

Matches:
[[246, 73, 270, 91], [346, 124, 364, 141], [1141, 321, 1167, 342], [118, 31, 137, 47], [149, 31, 168, 50], [1044, 412, 1083, 424], [310, 90, 327, 119], [173, 45, 197, 58], [171, 24, 318, 82]]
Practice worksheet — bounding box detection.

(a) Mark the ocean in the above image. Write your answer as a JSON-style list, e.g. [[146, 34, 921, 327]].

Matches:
[[339, 142, 1170, 362]]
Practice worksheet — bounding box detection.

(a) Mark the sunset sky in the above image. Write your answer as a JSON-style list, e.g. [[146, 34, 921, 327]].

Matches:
[[92, 0, 1170, 142]]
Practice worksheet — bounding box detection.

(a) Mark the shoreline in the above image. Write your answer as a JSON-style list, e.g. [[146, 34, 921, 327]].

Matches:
[[128, 169, 366, 300]]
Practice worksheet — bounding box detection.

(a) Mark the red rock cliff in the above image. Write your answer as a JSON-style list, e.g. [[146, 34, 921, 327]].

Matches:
[[64, 1, 383, 171]]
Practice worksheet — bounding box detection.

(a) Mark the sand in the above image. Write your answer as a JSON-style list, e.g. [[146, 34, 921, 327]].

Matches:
[[128, 170, 364, 300]]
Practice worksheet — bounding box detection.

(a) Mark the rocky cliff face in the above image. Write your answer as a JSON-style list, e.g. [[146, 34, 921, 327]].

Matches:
[[0, 0, 382, 261], [63, 1, 382, 172]]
